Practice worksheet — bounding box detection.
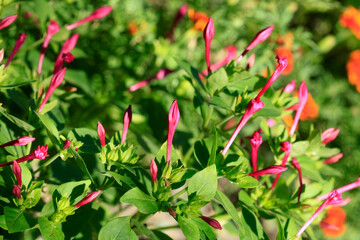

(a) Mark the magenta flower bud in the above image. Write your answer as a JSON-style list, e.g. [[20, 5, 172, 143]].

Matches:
[[271, 141, 292, 189], [292, 158, 303, 204], [12, 160, 22, 187], [236, 25, 274, 62], [97, 121, 106, 147], [121, 105, 132, 143], [250, 131, 262, 179], [129, 68, 174, 92], [0, 14, 18, 30], [66, 6, 113, 30], [5, 33, 27, 68], [39, 68, 67, 112], [62, 52, 75, 63], [200, 216, 222, 230], [167, 100, 180, 164], [203, 17, 215, 73], [296, 190, 342, 237], [317, 177, 360, 201], [266, 119, 275, 128], [321, 128, 340, 145], [12, 185, 21, 199], [246, 54, 256, 70], [37, 20, 60, 75], [150, 159, 158, 183], [323, 153, 343, 164], [0, 145, 49, 168], [0, 48, 4, 64], [222, 98, 264, 156], [201, 45, 237, 77], [74, 190, 101, 208], [0, 136, 35, 148], [256, 55, 288, 99], [63, 140, 71, 149], [54, 34, 79, 73], [166, 4, 188, 41], [283, 80, 296, 93], [290, 81, 308, 135], [248, 165, 288, 177]]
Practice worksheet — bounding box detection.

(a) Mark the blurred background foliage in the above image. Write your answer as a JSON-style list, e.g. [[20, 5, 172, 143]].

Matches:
[[1, 0, 360, 238]]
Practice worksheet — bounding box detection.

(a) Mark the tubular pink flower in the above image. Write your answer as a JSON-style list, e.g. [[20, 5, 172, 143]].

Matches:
[[0, 136, 35, 148], [332, 197, 351, 207], [74, 190, 101, 208], [121, 105, 132, 143], [289, 81, 308, 135], [296, 190, 342, 237], [150, 159, 158, 183], [250, 131, 262, 179], [292, 158, 303, 204], [0, 14, 17, 30], [201, 46, 237, 77], [246, 54, 256, 70], [166, 4, 188, 41], [236, 25, 274, 62], [323, 153, 343, 164], [203, 17, 215, 73], [62, 52, 75, 63], [97, 121, 106, 147], [37, 20, 60, 75], [271, 141, 292, 189], [0, 48, 4, 64], [13, 185, 21, 199], [38, 68, 67, 112], [248, 165, 287, 177], [222, 98, 264, 156], [12, 160, 22, 187], [256, 56, 288, 99], [66, 6, 113, 30], [129, 68, 175, 92], [0, 145, 49, 168], [283, 80, 296, 93], [316, 177, 360, 201], [54, 34, 79, 73], [167, 100, 180, 164], [321, 128, 340, 145], [200, 216, 222, 230], [5, 33, 27, 68]]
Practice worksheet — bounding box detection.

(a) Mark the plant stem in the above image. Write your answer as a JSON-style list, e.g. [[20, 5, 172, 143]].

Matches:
[[34, 153, 60, 173], [169, 188, 187, 201]]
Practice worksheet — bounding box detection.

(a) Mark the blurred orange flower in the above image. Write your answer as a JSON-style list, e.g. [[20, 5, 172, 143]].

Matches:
[[188, 8, 209, 31], [339, 6, 360, 39], [282, 114, 294, 133], [346, 50, 360, 92], [294, 91, 319, 121], [275, 33, 294, 75], [320, 207, 347, 238], [127, 21, 138, 35]]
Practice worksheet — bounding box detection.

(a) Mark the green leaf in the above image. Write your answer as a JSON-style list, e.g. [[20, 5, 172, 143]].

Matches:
[[227, 71, 266, 94], [187, 165, 217, 202], [38, 217, 65, 240], [174, 57, 206, 92], [0, 107, 35, 132], [209, 96, 231, 110], [284, 218, 298, 239], [104, 171, 136, 188], [193, 217, 217, 240], [38, 100, 58, 115], [238, 190, 255, 207], [276, 216, 285, 240], [241, 206, 269, 240], [0, 215, 7, 230], [36, 111, 60, 146], [297, 155, 323, 182], [0, 80, 35, 89], [291, 141, 309, 157], [68, 146, 96, 187], [120, 187, 158, 214], [206, 68, 228, 96], [68, 128, 100, 153], [98, 216, 138, 240], [24, 187, 42, 209], [237, 176, 260, 188], [178, 216, 200, 240], [4, 207, 36, 233], [132, 219, 160, 240]]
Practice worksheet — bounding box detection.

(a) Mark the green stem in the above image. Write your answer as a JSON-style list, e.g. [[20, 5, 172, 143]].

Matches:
[[34, 153, 60, 173], [169, 188, 187, 201]]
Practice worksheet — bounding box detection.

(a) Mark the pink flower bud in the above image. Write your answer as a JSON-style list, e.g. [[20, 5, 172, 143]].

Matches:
[[166, 4, 188, 41], [12, 185, 21, 199], [54, 34, 79, 73], [292, 158, 303, 204], [246, 54, 256, 70], [317, 177, 360, 201], [39, 68, 67, 112], [0, 48, 4, 64], [296, 190, 342, 237], [62, 52, 75, 63], [248, 165, 287, 177], [200, 216, 222, 230], [12, 160, 22, 187], [0, 145, 49, 168], [284, 80, 296, 93], [201, 46, 237, 77], [0, 15, 18, 30], [236, 25, 274, 62], [74, 190, 101, 208], [203, 17, 215, 73], [321, 128, 340, 145], [121, 105, 132, 143], [323, 153, 343, 164], [271, 141, 292, 189], [0, 136, 35, 148], [63, 140, 71, 149], [289, 81, 308, 135], [250, 131, 262, 179], [150, 159, 158, 183], [222, 98, 264, 155], [5, 33, 27, 68], [97, 121, 106, 147], [67, 6, 113, 30], [167, 100, 180, 164], [129, 68, 174, 92], [256, 55, 288, 99]]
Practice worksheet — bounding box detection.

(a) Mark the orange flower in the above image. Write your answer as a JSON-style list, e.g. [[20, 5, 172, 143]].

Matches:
[[275, 46, 293, 75], [282, 114, 294, 133], [347, 50, 360, 92], [320, 207, 347, 238], [127, 21, 138, 35], [276, 32, 294, 49], [293, 91, 319, 121], [188, 8, 209, 31], [339, 6, 360, 39]]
